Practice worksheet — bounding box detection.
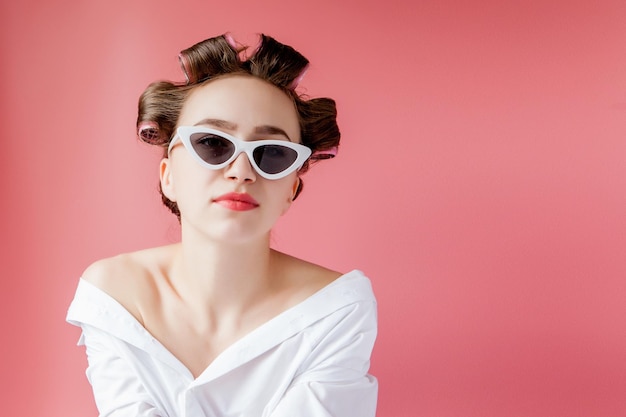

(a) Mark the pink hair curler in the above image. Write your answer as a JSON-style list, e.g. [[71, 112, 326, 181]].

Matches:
[[311, 146, 338, 160], [138, 121, 161, 143], [289, 63, 309, 90], [178, 53, 193, 84], [224, 32, 238, 50]]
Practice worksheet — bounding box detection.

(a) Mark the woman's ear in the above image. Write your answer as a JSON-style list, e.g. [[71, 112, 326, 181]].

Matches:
[[160, 158, 176, 202], [291, 177, 301, 202], [281, 177, 300, 216], [291, 177, 302, 201]]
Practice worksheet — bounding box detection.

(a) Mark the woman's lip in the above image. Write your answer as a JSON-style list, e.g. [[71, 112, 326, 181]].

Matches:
[[213, 192, 259, 210]]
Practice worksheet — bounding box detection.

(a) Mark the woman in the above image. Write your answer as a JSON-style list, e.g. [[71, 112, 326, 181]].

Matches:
[[67, 33, 377, 417]]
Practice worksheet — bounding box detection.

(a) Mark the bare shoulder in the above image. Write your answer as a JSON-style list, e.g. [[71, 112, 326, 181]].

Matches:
[[81, 245, 177, 324], [272, 250, 344, 298]]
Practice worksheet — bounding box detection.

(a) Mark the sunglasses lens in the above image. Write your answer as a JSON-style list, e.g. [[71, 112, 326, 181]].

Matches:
[[253, 145, 299, 174], [190, 132, 235, 165]]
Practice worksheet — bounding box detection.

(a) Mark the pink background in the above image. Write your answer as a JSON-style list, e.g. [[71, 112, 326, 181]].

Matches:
[[2, 1, 626, 416]]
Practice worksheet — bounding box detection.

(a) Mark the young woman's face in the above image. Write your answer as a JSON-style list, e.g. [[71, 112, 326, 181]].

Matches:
[[161, 75, 303, 243]]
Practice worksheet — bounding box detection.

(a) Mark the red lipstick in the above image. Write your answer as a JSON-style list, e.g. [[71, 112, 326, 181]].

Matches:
[[213, 192, 259, 211]]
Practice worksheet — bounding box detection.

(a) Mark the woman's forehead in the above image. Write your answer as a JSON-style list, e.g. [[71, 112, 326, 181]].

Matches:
[[179, 75, 300, 139]]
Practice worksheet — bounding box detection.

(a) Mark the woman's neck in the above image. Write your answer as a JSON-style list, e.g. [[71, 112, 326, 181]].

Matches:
[[168, 230, 276, 321]]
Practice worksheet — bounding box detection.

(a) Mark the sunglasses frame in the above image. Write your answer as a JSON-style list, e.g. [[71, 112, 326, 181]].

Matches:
[[169, 126, 312, 180]]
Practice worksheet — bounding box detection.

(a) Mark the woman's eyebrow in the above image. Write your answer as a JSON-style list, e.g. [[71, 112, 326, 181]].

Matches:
[[193, 119, 292, 141], [254, 125, 292, 141], [194, 118, 237, 130]]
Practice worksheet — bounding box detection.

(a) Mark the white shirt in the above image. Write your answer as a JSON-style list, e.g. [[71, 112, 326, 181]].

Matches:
[[66, 270, 378, 417]]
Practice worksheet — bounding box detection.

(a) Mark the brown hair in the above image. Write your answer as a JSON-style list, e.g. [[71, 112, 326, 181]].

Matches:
[[136, 34, 340, 218]]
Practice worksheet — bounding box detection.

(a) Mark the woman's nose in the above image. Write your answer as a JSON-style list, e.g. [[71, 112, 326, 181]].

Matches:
[[223, 152, 257, 183]]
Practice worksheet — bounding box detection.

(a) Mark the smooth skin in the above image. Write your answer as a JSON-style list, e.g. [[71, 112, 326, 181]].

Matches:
[[83, 75, 341, 378]]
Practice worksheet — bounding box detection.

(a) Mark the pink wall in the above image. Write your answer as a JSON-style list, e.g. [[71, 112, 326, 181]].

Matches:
[[2, 1, 625, 415]]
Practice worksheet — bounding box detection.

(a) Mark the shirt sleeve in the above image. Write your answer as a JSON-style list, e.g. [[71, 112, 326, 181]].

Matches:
[[79, 324, 168, 417], [268, 299, 378, 417]]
